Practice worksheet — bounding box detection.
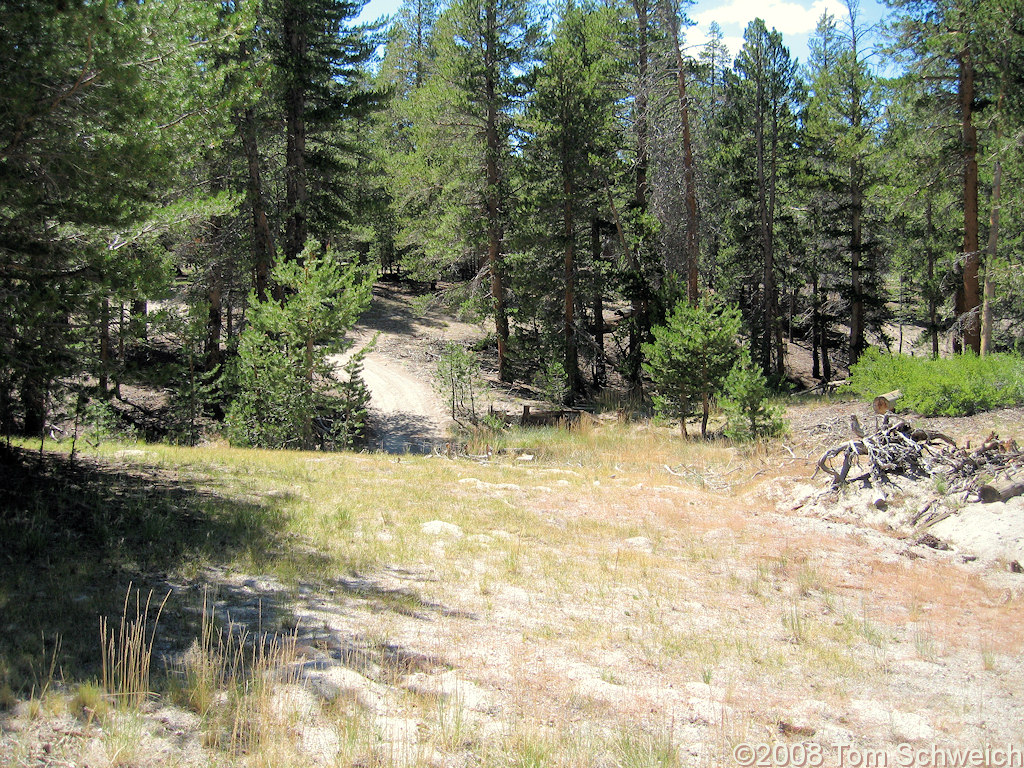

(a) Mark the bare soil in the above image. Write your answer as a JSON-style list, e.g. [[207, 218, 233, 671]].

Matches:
[[5, 286, 1024, 767]]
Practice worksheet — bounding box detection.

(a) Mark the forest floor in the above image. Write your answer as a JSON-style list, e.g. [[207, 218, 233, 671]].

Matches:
[[3, 284, 1024, 768]]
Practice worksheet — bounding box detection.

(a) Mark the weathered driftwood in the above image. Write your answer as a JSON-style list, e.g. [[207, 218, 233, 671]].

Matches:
[[817, 417, 1023, 502], [816, 417, 955, 488], [872, 389, 902, 414]]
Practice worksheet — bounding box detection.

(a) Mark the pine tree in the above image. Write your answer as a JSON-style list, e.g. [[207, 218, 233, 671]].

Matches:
[[642, 295, 742, 437], [0, 0, 242, 435], [886, 0, 1015, 353], [227, 241, 372, 449], [522, 0, 625, 400], [426, 0, 543, 382], [718, 19, 803, 378], [804, 2, 884, 365]]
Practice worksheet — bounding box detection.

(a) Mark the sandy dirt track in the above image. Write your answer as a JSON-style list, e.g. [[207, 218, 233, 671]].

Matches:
[[331, 281, 487, 452]]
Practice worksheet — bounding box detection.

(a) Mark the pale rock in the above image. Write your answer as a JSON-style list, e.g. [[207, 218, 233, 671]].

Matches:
[[623, 536, 653, 553], [421, 520, 464, 538]]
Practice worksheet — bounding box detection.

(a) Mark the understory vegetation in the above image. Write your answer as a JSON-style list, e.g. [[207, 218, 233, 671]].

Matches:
[[847, 349, 1024, 416], [3, 0, 1024, 446]]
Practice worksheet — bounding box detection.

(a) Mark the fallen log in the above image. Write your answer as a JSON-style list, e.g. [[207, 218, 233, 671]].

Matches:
[[872, 389, 902, 414], [520, 405, 586, 427], [977, 481, 1024, 504]]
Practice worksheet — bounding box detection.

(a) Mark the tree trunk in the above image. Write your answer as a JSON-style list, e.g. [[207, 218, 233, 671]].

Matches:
[[591, 220, 606, 389], [484, 0, 511, 383], [847, 10, 866, 366], [130, 298, 147, 341], [238, 107, 277, 301], [662, 0, 699, 303], [768, 79, 783, 379], [284, 4, 308, 263], [811, 273, 820, 380], [99, 297, 110, 398], [20, 379, 45, 437], [959, 48, 980, 353], [872, 389, 901, 414], [627, 0, 651, 395], [563, 175, 580, 400], [981, 155, 1001, 355], [206, 269, 223, 371], [926, 197, 939, 358], [981, 66, 1005, 356], [849, 168, 864, 363]]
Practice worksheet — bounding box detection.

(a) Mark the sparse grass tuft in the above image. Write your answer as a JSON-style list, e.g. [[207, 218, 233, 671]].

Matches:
[[101, 587, 169, 709], [3, 419, 1023, 766], [70, 681, 111, 723]]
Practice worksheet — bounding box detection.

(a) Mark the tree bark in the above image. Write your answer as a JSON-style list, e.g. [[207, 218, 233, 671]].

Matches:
[[662, 0, 700, 303], [627, 0, 651, 395], [206, 269, 223, 371], [926, 197, 939, 358], [980, 64, 1005, 355], [981, 155, 1001, 355], [99, 297, 110, 398], [846, 4, 866, 365], [591, 219, 606, 389], [238, 107, 277, 301], [20, 379, 45, 437], [284, 2, 308, 263], [872, 389, 901, 414], [484, 0, 511, 383], [849, 166, 864, 363], [811, 273, 820, 380], [959, 48, 980, 353], [563, 174, 580, 400], [754, 44, 776, 377], [130, 298, 147, 341]]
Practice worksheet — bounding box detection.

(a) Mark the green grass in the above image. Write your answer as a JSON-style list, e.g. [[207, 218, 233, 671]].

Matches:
[[847, 348, 1024, 416]]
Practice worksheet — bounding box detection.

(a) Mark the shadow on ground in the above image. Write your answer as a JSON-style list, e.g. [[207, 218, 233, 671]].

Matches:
[[0, 446, 464, 698], [357, 283, 451, 339], [0, 446, 293, 693], [366, 411, 446, 454]]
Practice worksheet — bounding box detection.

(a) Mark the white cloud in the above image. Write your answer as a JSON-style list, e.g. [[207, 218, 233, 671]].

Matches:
[[683, 25, 745, 60], [693, 0, 847, 37]]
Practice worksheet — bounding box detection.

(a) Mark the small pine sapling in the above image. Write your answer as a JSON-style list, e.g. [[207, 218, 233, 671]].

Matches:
[[720, 351, 787, 441], [227, 241, 372, 449], [642, 295, 742, 437]]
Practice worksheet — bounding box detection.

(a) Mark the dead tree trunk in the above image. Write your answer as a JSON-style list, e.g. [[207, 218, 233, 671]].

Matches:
[[960, 48, 981, 354]]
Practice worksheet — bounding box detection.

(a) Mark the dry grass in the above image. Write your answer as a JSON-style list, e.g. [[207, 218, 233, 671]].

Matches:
[[3, 419, 1024, 766]]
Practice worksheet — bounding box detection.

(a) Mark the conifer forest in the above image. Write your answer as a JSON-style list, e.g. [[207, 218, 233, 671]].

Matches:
[[3, 0, 1024, 447]]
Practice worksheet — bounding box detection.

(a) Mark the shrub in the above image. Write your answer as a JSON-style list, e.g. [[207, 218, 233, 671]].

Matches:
[[435, 342, 483, 422], [642, 295, 742, 437], [226, 241, 372, 449], [847, 348, 1024, 416], [721, 352, 787, 442]]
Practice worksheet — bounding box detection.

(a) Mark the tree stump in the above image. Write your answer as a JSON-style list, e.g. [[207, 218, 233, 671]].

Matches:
[[872, 389, 902, 414]]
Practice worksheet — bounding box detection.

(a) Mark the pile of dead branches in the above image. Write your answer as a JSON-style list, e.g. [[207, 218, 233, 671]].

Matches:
[[939, 432, 1024, 500], [816, 416, 955, 487], [816, 416, 1024, 501]]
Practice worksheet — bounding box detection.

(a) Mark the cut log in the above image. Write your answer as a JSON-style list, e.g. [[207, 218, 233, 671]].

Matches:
[[873, 389, 902, 414], [977, 481, 1024, 504]]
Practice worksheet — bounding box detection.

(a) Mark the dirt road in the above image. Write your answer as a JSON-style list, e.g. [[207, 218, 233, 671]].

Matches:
[[356, 351, 448, 452], [332, 281, 485, 452]]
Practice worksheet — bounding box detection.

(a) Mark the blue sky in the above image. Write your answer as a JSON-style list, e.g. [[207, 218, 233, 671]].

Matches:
[[357, 0, 891, 67]]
